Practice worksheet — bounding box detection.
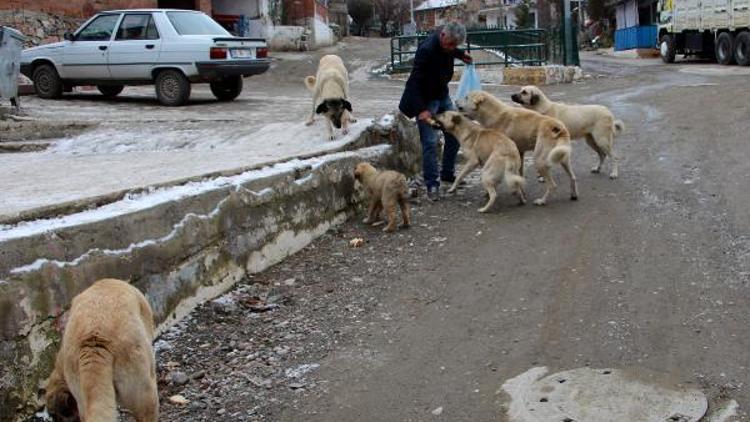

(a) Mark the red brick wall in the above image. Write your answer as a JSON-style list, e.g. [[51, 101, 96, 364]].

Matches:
[[284, 0, 328, 25], [0, 0, 158, 18]]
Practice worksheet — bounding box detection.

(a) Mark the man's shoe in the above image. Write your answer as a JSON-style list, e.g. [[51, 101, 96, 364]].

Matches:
[[427, 186, 440, 201]]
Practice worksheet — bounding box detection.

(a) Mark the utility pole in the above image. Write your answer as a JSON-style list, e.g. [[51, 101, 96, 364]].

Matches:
[[563, 0, 573, 65]]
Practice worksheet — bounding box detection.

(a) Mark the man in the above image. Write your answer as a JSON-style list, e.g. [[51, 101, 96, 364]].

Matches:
[[399, 22, 472, 201]]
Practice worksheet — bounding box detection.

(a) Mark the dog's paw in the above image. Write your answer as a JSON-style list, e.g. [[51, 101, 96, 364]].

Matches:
[[609, 172, 618, 179], [305, 120, 315, 127], [571, 194, 578, 201], [400, 222, 410, 229], [591, 166, 601, 174], [382, 225, 397, 233], [329, 135, 336, 141], [478, 207, 491, 213], [362, 217, 372, 224], [533, 198, 547, 206], [342, 129, 349, 136], [447, 187, 457, 194], [537, 176, 545, 183]]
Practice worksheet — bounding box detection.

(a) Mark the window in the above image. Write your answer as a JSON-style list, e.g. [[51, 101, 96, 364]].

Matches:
[[116, 14, 160, 40], [76, 14, 121, 41], [166, 12, 230, 35]]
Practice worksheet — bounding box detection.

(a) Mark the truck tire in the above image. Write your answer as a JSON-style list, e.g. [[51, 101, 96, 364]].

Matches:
[[735, 31, 750, 66], [97, 85, 124, 97], [660, 34, 676, 63], [210, 76, 243, 101], [716, 32, 735, 65], [32, 64, 63, 99], [155, 69, 191, 106]]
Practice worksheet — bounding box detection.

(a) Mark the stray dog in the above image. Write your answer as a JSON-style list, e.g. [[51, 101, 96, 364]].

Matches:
[[511, 85, 624, 179], [46, 279, 158, 422], [433, 111, 525, 212], [353, 162, 410, 232], [304, 55, 356, 140], [458, 91, 578, 205]]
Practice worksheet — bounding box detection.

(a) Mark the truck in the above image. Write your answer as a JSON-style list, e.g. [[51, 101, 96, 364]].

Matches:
[[658, 0, 750, 64]]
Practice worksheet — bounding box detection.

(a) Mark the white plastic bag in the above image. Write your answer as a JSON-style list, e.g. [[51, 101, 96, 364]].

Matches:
[[456, 64, 481, 101]]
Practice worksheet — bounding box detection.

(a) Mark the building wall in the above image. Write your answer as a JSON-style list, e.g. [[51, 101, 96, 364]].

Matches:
[[0, 0, 157, 18]]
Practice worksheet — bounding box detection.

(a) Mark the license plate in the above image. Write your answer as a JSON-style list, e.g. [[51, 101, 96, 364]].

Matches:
[[231, 48, 254, 58]]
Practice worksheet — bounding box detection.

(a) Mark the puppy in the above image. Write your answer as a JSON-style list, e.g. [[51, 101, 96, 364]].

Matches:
[[433, 111, 525, 212], [46, 279, 158, 422], [304, 55, 356, 140], [353, 162, 410, 232], [512, 85, 624, 179], [458, 91, 578, 205]]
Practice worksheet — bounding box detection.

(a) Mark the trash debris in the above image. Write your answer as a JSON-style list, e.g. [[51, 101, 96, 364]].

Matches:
[[288, 382, 306, 389], [432, 406, 444, 416], [285, 363, 320, 379], [169, 395, 190, 405], [350, 238, 365, 247]]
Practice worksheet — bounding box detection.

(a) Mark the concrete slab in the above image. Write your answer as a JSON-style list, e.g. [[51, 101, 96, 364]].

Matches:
[[502, 367, 708, 422]]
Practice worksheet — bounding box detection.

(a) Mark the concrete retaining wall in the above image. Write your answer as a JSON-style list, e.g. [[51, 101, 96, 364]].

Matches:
[[0, 114, 420, 420]]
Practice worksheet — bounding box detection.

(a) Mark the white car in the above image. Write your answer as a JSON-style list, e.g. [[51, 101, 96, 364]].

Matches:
[[20, 9, 270, 106]]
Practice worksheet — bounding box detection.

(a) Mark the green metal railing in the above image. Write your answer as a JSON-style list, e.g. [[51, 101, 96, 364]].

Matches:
[[389, 27, 579, 73]]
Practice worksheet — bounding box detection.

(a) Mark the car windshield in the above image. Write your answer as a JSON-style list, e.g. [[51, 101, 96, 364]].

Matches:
[[166, 12, 229, 36]]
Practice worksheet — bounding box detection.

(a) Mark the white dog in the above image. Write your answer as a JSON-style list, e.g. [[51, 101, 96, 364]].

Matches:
[[304, 55, 356, 140], [512, 85, 624, 179]]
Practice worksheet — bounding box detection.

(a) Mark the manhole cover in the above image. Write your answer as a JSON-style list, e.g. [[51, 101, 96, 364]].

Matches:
[[501, 367, 707, 422]]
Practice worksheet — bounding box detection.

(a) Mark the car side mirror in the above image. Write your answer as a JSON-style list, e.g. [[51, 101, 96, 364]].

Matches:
[[64, 32, 74, 41]]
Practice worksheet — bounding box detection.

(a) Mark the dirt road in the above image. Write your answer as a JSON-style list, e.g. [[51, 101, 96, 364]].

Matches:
[[149, 45, 750, 421]]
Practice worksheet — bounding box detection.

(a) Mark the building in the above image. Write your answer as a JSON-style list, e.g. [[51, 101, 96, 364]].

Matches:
[[413, 0, 538, 32], [611, 0, 658, 50]]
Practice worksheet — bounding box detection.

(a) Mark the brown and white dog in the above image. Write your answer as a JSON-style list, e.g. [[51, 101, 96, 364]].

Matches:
[[304, 55, 356, 140], [433, 111, 526, 212], [458, 91, 579, 205], [45, 279, 158, 422], [353, 162, 411, 232], [511, 85, 624, 179]]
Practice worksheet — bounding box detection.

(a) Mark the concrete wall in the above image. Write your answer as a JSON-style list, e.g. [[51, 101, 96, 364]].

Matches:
[[0, 115, 420, 421], [268, 25, 308, 50]]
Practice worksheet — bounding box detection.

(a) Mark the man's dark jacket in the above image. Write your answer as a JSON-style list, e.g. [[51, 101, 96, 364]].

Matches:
[[398, 31, 465, 118]]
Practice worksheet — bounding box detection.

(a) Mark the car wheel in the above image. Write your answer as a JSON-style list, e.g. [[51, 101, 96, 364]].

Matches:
[[155, 70, 191, 106], [660, 34, 676, 63], [210, 76, 243, 101], [716, 32, 735, 65], [735, 31, 750, 66], [32, 64, 63, 99], [98, 85, 124, 98]]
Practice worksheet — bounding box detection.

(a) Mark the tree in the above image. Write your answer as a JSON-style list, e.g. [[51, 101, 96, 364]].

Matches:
[[587, 0, 610, 21], [372, 0, 410, 36], [514, 0, 534, 28], [348, 0, 374, 35]]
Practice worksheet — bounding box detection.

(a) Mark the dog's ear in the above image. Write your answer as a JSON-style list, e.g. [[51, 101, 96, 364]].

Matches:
[[451, 114, 462, 125], [474, 93, 485, 105], [342, 99, 352, 112], [551, 124, 562, 136], [315, 102, 328, 114], [530, 93, 540, 106], [46, 383, 78, 419]]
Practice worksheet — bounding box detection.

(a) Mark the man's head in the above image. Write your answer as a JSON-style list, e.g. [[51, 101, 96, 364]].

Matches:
[[439, 22, 466, 52]]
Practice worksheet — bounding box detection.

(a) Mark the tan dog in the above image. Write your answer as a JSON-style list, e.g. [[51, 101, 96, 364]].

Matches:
[[433, 111, 525, 212], [46, 279, 158, 422], [304, 55, 356, 140], [511, 85, 624, 179], [458, 90, 578, 205], [353, 162, 410, 232]]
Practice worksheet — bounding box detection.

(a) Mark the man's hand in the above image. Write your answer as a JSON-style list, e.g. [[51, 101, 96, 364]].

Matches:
[[418, 110, 432, 122], [462, 53, 473, 64]]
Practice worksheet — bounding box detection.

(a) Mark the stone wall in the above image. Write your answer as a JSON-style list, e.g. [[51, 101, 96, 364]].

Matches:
[[0, 115, 420, 421], [0, 10, 84, 47]]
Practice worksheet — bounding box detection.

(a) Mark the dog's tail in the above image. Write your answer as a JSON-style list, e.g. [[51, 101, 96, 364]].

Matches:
[[78, 337, 117, 420], [304, 75, 316, 92], [548, 144, 571, 166], [503, 164, 525, 191], [613, 119, 625, 135]]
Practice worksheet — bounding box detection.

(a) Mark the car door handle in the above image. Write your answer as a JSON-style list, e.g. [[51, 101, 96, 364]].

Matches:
[[145, 44, 155, 49], [99, 45, 108, 51]]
